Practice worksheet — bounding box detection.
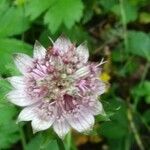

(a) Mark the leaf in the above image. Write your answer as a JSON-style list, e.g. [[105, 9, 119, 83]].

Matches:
[[62, 26, 92, 45], [127, 31, 150, 61], [0, 3, 30, 37], [0, 38, 32, 75], [25, 0, 55, 21], [143, 110, 150, 124], [96, 112, 111, 122], [139, 12, 150, 24], [0, 79, 20, 149], [81, 0, 94, 24], [111, 2, 138, 23], [118, 57, 139, 77], [100, 0, 118, 11], [0, 119, 20, 149], [98, 99, 128, 139], [44, 0, 84, 33], [26, 134, 42, 150], [132, 81, 150, 104], [26, 134, 59, 150], [0, 79, 11, 99], [99, 122, 127, 139], [14, 0, 26, 6]]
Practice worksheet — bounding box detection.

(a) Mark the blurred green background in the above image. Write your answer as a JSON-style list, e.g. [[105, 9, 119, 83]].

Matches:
[[0, 0, 150, 149]]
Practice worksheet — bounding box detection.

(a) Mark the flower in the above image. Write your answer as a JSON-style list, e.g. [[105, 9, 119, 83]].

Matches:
[[7, 35, 106, 138]]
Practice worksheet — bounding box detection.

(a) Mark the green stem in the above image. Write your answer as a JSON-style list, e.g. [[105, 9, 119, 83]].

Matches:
[[127, 107, 145, 150], [134, 62, 150, 108], [125, 134, 131, 150], [119, 1, 146, 149], [119, 0, 128, 51], [56, 137, 65, 150], [140, 62, 150, 84], [128, 62, 149, 150], [19, 124, 26, 150], [138, 112, 150, 132], [66, 131, 72, 150]]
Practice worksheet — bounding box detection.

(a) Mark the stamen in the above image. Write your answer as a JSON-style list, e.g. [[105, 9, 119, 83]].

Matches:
[[96, 58, 107, 67]]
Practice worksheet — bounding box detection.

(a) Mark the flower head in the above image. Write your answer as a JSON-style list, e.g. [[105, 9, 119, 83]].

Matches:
[[7, 35, 106, 138]]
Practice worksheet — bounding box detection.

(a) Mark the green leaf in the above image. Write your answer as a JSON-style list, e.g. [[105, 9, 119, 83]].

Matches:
[[118, 58, 139, 77], [26, 134, 42, 150], [100, 0, 118, 11], [111, 2, 138, 23], [14, 0, 26, 6], [25, 0, 55, 21], [99, 122, 127, 139], [0, 79, 20, 149], [143, 110, 150, 124], [127, 31, 150, 61], [96, 112, 111, 122], [39, 26, 92, 51], [26, 134, 59, 150], [0, 4, 30, 37], [62, 26, 92, 45], [98, 99, 128, 139], [0, 79, 11, 99], [139, 12, 150, 24], [132, 81, 150, 104], [0, 38, 32, 75], [44, 0, 84, 33]]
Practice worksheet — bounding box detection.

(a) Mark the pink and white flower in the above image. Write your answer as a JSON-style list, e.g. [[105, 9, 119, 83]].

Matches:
[[7, 35, 106, 138]]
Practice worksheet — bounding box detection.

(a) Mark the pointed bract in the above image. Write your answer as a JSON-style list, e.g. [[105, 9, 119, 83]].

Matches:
[[54, 35, 72, 54], [76, 42, 89, 63], [66, 106, 94, 132], [13, 53, 33, 74], [88, 100, 103, 115], [7, 90, 38, 106], [7, 76, 25, 89], [17, 105, 38, 122], [53, 118, 70, 138], [33, 40, 47, 59], [31, 117, 55, 133], [73, 66, 90, 79]]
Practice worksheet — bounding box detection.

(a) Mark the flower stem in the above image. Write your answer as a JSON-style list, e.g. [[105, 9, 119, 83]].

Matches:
[[127, 107, 145, 150], [66, 131, 72, 150], [119, 0, 128, 51], [140, 62, 150, 84], [56, 137, 65, 150], [134, 62, 150, 108], [19, 124, 26, 150]]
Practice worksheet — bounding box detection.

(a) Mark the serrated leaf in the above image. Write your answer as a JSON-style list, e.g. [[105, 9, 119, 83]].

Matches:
[[0, 4, 30, 37], [44, 0, 84, 33], [0, 38, 32, 75], [127, 31, 150, 61], [25, 0, 55, 21]]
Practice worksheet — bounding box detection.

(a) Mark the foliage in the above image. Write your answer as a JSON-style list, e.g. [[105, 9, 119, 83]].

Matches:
[[0, 0, 150, 149], [0, 79, 20, 149]]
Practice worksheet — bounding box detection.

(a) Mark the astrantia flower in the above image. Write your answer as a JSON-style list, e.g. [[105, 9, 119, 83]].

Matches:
[[7, 35, 106, 138]]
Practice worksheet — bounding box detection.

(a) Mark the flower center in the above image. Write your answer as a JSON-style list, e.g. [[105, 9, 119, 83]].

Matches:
[[35, 71, 74, 101]]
